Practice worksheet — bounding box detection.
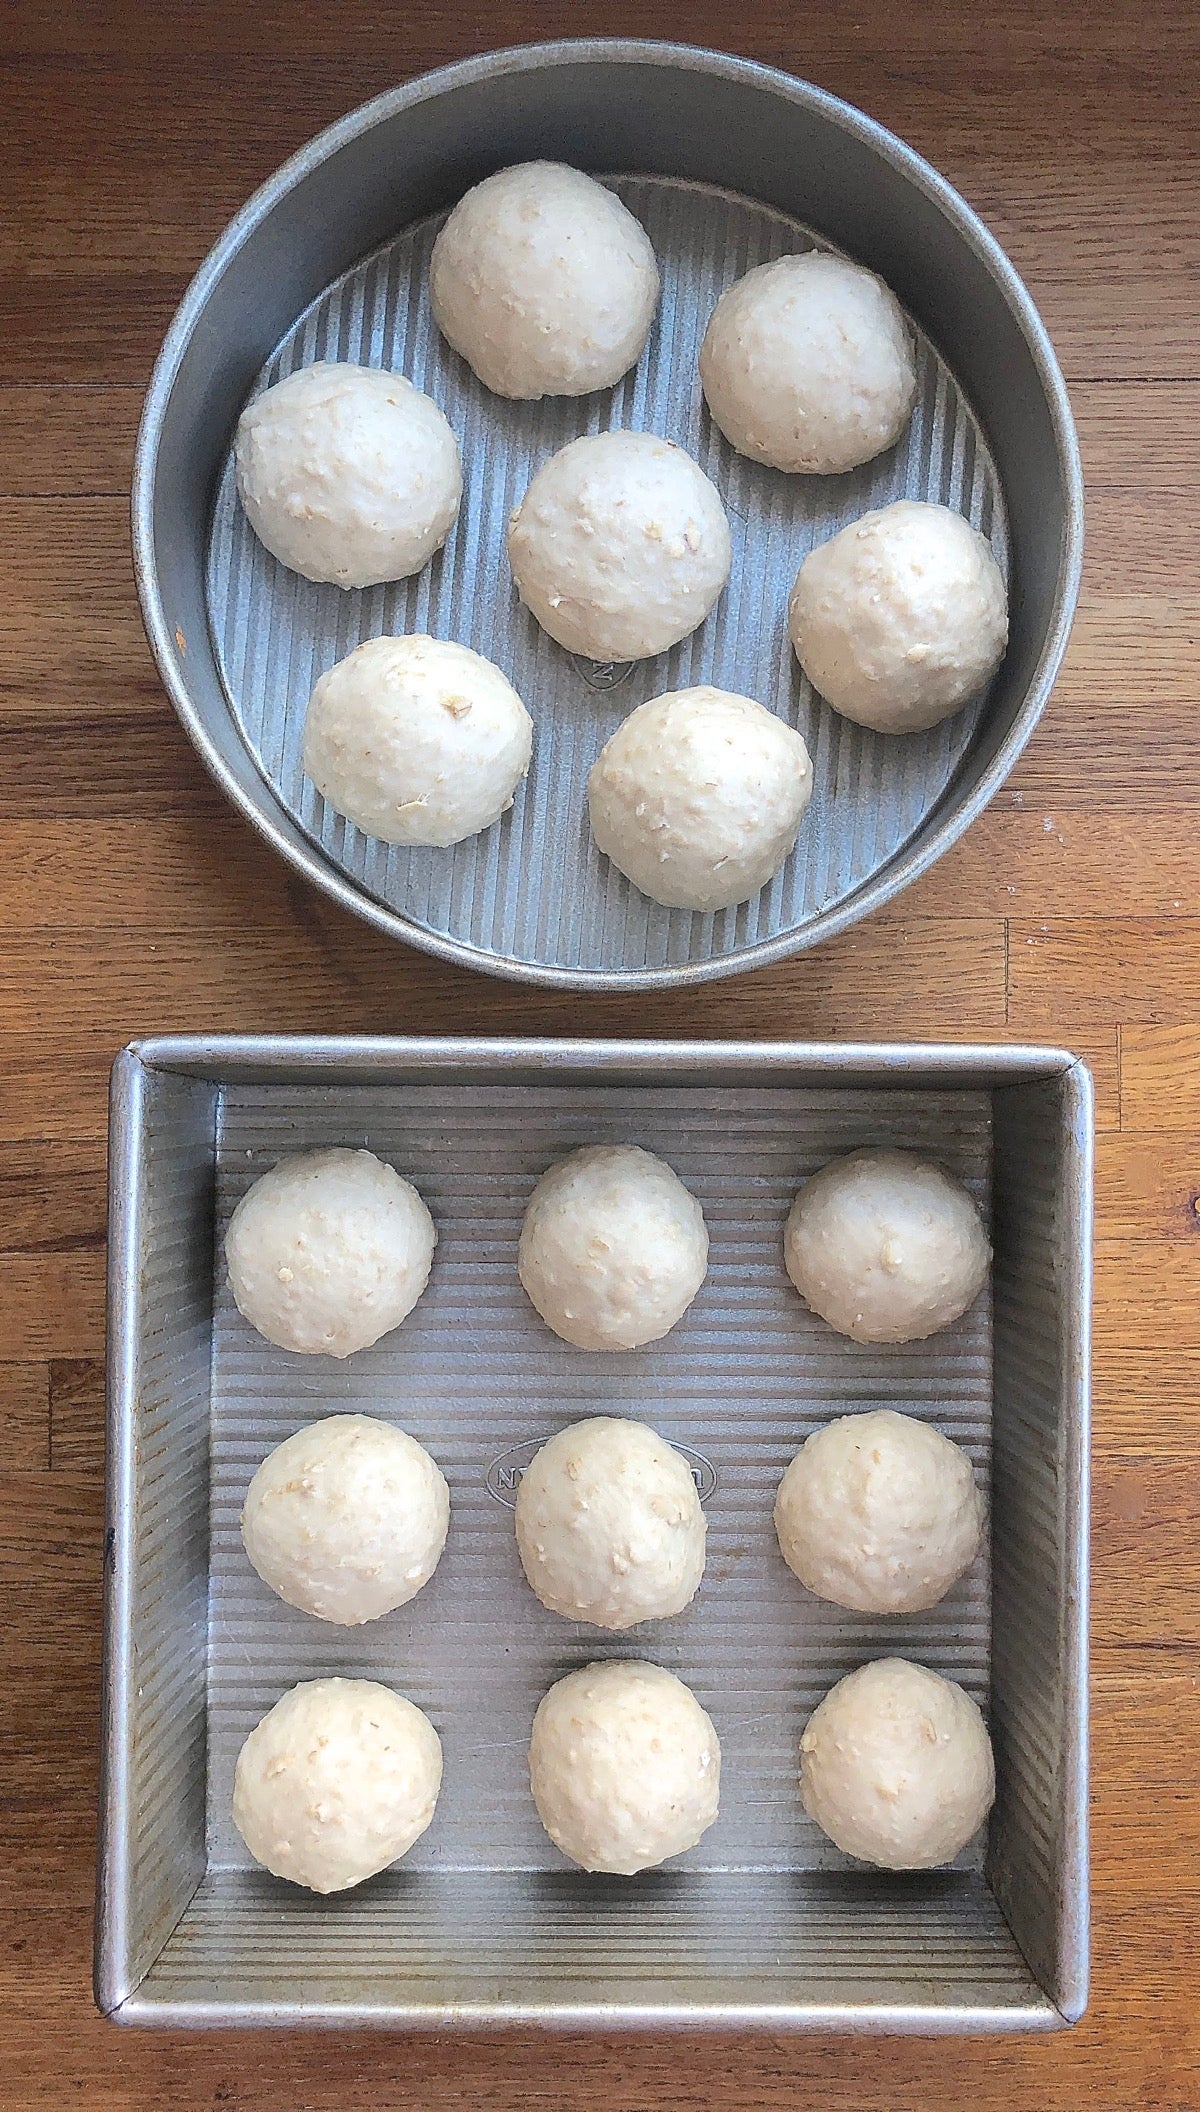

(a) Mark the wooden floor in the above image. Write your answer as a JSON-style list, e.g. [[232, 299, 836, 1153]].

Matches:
[[2, 1, 1198, 2105]]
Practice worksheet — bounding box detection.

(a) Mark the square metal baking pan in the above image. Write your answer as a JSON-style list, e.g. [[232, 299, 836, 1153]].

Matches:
[[98, 1036, 1091, 2031]]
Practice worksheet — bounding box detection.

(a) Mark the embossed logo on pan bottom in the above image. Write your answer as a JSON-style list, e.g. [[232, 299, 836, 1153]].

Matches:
[[571, 655, 636, 692], [486, 1436, 717, 1507]]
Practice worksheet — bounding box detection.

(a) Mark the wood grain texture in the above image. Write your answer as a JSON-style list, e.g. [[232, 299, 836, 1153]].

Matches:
[[1, 0, 1197, 2105], [1121, 1027, 1200, 1129], [0, 1361, 51, 1473]]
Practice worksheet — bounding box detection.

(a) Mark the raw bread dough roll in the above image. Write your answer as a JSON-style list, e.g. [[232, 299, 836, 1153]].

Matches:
[[529, 1659, 721, 1873], [233, 1677, 442, 1892], [699, 252, 917, 474], [588, 685, 813, 911], [234, 362, 461, 586], [225, 1147, 436, 1357], [789, 500, 1008, 733], [784, 1148, 990, 1344], [774, 1408, 984, 1613], [506, 431, 731, 661], [241, 1413, 450, 1624], [799, 1657, 995, 1869], [430, 161, 659, 399], [515, 1416, 706, 1629], [303, 634, 533, 847], [518, 1143, 708, 1350]]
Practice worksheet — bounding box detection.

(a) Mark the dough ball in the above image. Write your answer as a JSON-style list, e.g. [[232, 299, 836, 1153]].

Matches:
[[507, 432, 732, 661], [234, 362, 461, 587], [529, 1660, 720, 1873], [774, 1409, 984, 1614], [241, 1413, 450, 1625], [233, 1677, 442, 1892], [699, 252, 917, 474], [303, 634, 533, 847], [515, 1416, 706, 1629], [784, 1148, 990, 1344], [799, 1657, 995, 1869], [518, 1143, 708, 1350], [430, 161, 659, 400], [588, 685, 813, 912], [789, 501, 1008, 733], [225, 1147, 436, 1357]]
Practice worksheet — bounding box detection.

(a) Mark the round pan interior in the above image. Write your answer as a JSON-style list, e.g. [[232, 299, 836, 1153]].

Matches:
[[133, 39, 1083, 991]]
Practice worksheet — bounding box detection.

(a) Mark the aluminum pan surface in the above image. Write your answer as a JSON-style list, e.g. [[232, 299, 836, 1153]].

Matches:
[[133, 43, 1084, 990], [207, 1078, 992, 1875], [206, 179, 1006, 982], [98, 1037, 1090, 2031]]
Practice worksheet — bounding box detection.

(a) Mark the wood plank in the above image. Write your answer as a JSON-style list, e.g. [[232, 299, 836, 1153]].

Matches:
[[1089, 1655, 1200, 1883], [0, 269, 186, 386], [1009, 702, 1200, 801], [0, 919, 1009, 1045], [1074, 383, 1200, 490], [0, 712, 221, 820], [1093, 1345, 1200, 1457], [0, 498, 155, 699], [1031, 600, 1197, 709], [0, 1140, 107, 1253], [1096, 1132, 1200, 1240], [1050, 688, 1200, 812], [0, 1253, 106, 1360], [1093, 1239, 1200, 1351], [12, 0, 1200, 61], [0, 1471, 105, 1586], [10, 809, 1190, 979], [1093, 1463, 1200, 1645], [904, 803, 1200, 921], [0, 1050, 112, 1144], [0, 1363, 49, 1472], [1121, 1025, 1200, 1130], [1009, 919, 1200, 1028], [0, 385, 139, 497], [49, 1360, 105, 1480], [0, 1479, 105, 1860]]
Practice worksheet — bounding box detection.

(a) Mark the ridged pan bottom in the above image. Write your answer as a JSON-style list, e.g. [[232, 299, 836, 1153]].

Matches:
[[206, 177, 1008, 982], [206, 1080, 993, 1876]]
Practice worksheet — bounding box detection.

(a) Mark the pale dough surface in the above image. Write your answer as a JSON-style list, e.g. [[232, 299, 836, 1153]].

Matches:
[[699, 252, 917, 474], [774, 1408, 984, 1613], [518, 1143, 709, 1350], [225, 1146, 436, 1357], [430, 161, 660, 400], [241, 1413, 450, 1625], [588, 685, 813, 911], [235, 362, 462, 587], [233, 1677, 443, 1892], [529, 1659, 721, 1874], [784, 1147, 990, 1344], [789, 500, 1008, 733], [506, 431, 732, 661], [515, 1415, 706, 1629], [303, 634, 533, 847], [800, 1656, 995, 1869]]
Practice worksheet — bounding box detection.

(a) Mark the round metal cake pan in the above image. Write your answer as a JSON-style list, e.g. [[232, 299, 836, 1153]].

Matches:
[[133, 39, 1084, 992]]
